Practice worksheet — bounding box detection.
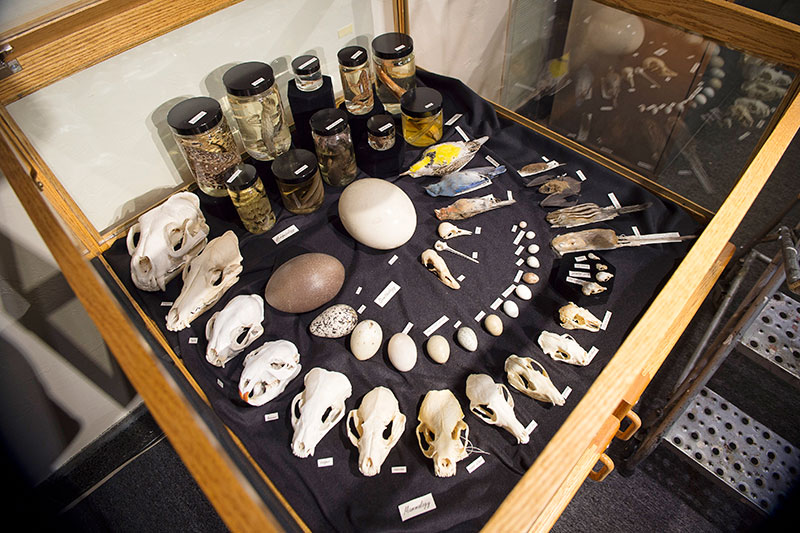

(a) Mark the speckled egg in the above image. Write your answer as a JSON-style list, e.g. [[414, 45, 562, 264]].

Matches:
[[426, 335, 450, 364], [309, 304, 358, 338], [388, 332, 417, 372], [349, 319, 383, 361], [338, 178, 417, 250], [265, 253, 345, 313]]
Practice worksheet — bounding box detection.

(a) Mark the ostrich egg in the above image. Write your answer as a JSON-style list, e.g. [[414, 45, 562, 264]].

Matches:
[[338, 178, 417, 249]]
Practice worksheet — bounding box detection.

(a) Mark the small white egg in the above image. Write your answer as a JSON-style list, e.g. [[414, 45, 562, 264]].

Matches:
[[525, 230, 536, 239], [527, 244, 540, 254], [515, 284, 532, 300], [503, 300, 520, 319], [426, 335, 450, 364], [526, 256, 540, 268]]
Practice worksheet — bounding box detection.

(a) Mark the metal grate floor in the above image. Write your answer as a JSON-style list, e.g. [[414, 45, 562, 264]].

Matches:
[[665, 387, 800, 514], [740, 291, 800, 382]]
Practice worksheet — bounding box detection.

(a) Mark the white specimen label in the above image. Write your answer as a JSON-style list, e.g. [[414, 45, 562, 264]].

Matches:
[[514, 231, 525, 246], [601, 311, 612, 331], [264, 412, 279, 422], [272, 224, 299, 244], [474, 226, 482, 235], [485, 155, 499, 167], [455, 125, 469, 141], [541, 155, 549, 162], [391, 466, 407, 474], [453, 320, 462, 328], [637, 161, 654, 170], [402, 322, 414, 335], [188, 337, 198, 344], [375, 281, 401, 307], [600, 106, 613, 112], [471, 251, 478, 259], [399, 493, 436, 522], [587, 347, 599, 364], [298, 57, 317, 69], [566, 276, 585, 285], [394, 44, 406, 51], [425, 102, 435, 109], [474, 310, 486, 322], [562, 386, 573, 399], [388, 254, 399, 265], [379, 122, 393, 132], [355, 286, 362, 295], [608, 192, 621, 209], [690, 62, 700, 74], [188, 111, 206, 124], [525, 419, 538, 435], [502, 285, 516, 298], [677, 169, 693, 176], [507, 190, 513, 201], [514, 270, 523, 283], [576, 170, 587, 181], [251, 77, 266, 87], [161, 301, 173, 307], [739, 131, 751, 141], [490, 298, 503, 310], [350, 50, 363, 60], [653, 47, 668, 56], [632, 226, 641, 236], [511, 224, 518, 233], [227, 168, 243, 183], [317, 457, 333, 467], [573, 263, 591, 270], [457, 274, 465, 282], [574, 255, 587, 262], [466, 456, 485, 473], [568, 271, 591, 279], [445, 113, 462, 126], [326, 117, 344, 131], [423, 316, 449, 337], [357, 304, 366, 314], [515, 258, 524, 267], [217, 379, 224, 389], [294, 164, 309, 175]]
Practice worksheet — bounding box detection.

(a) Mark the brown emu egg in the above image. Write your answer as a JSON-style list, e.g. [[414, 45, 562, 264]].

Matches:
[[265, 253, 345, 313]]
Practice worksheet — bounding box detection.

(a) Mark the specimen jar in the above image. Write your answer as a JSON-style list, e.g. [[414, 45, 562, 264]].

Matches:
[[337, 45, 374, 115], [400, 87, 443, 147], [167, 96, 242, 197], [367, 114, 396, 151], [371, 32, 415, 114], [291, 54, 324, 92], [225, 164, 276, 234], [271, 149, 325, 214], [223, 61, 291, 161], [310, 108, 358, 187]]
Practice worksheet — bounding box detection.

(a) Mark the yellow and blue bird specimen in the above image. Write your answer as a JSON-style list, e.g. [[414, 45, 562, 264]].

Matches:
[[425, 166, 507, 197], [401, 136, 489, 178]]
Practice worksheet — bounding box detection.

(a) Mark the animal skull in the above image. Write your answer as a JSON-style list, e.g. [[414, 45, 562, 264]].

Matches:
[[558, 302, 602, 332], [465, 374, 529, 444], [416, 389, 469, 477], [238, 339, 301, 406], [437, 221, 472, 240], [421, 249, 460, 289], [127, 192, 209, 292], [346, 387, 406, 476], [166, 231, 243, 331], [504, 355, 565, 406], [291, 368, 352, 458], [538, 330, 591, 366], [205, 294, 265, 367]]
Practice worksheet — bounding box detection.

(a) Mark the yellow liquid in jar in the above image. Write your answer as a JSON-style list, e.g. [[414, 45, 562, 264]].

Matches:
[[402, 112, 443, 147], [229, 180, 276, 234], [276, 172, 325, 214]]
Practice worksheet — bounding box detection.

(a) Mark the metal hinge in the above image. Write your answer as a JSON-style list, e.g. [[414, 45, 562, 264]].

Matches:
[[0, 44, 22, 80]]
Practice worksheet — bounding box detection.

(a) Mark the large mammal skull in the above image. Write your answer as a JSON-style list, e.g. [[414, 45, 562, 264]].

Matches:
[[465, 374, 529, 444], [346, 387, 406, 476], [291, 368, 352, 458], [416, 389, 469, 477], [238, 340, 300, 406], [538, 331, 590, 366], [205, 294, 265, 367], [127, 192, 209, 292], [166, 230, 243, 331], [504, 355, 565, 406], [558, 302, 601, 332]]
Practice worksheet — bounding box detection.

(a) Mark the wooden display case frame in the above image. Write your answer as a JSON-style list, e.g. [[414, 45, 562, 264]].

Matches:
[[1, 1, 799, 531]]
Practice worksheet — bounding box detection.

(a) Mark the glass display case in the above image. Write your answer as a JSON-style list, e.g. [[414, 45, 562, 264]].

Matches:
[[1, 0, 798, 531]]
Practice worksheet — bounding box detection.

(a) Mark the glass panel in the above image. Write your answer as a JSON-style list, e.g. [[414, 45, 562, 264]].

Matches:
[[0, 0, 78, 33], [5, 0, 388, 233], [496, 0, 797, 213]]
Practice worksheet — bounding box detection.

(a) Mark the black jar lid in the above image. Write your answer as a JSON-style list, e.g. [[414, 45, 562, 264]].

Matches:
[[400, 87, 443, 118], [225, 164, 259, 191], [367, 114, 395, 137], [271, 149, 319, 184], [310, 108, 349, 135], [222, 61, 275, 97], [337, 45, 368, 67], [167, 96, 224, 135], [291, 55, 321, 75], [372, 32, 414, 59]]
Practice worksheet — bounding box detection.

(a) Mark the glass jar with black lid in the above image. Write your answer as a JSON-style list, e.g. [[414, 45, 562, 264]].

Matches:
[[225, 163, 276, 234], [167, 96, 241, 197], [310, 108, 358, 187], [400, 87, 443, 147], [372, 32, 415, 114], [271, 149, 325, 214], [337, 45, 374, 115], [291, 54, 324, 92], [223, 61, 291, 161], [366, 114, 396, 151]]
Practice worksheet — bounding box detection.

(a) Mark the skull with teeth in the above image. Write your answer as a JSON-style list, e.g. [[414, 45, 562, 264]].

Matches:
[[126, 192, 209, 292], [504, 354, 565, 406], [466, 374, 529, 444], [291, 368, 352, 458], [538, 331, 591, 366], [238, 340, 300, 406], [205, 294, 265, 367], [416, 389, 469, 477], [558, 302, 602, 332], [346, 387, 406, 476], [165, 231, 243, 332]]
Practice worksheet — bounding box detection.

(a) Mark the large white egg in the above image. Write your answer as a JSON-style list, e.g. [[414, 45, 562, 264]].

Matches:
[[338, 178, 417, 250]]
